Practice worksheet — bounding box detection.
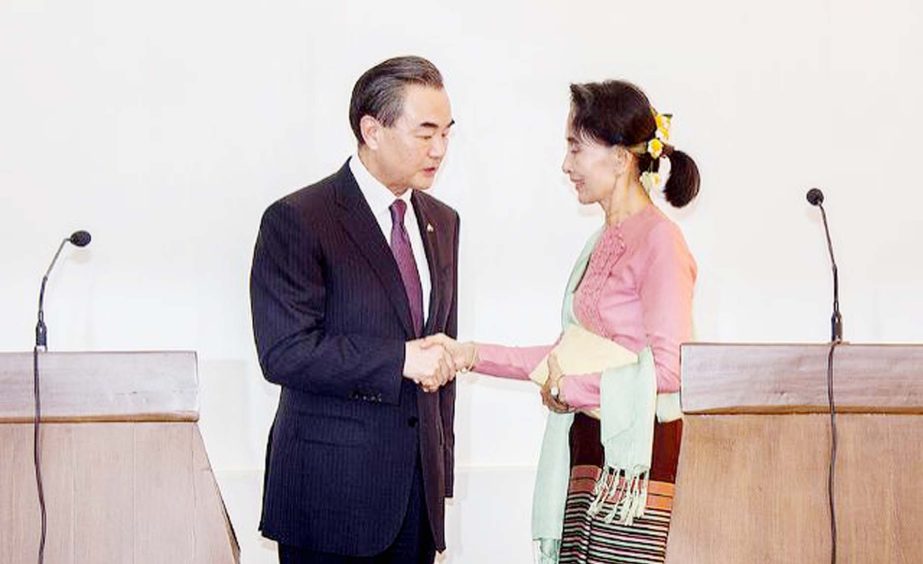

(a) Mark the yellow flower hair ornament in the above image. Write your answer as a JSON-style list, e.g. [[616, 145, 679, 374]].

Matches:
[[653, 108, 672, 142], [629, 108, 673, 160], [630, 108, 674, 193]]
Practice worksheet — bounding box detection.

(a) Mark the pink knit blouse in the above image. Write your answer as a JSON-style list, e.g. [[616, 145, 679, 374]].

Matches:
[[473, 205, 696, 408]]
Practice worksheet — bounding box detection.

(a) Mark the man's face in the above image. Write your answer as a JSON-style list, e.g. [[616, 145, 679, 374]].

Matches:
[[371, 85, 454, 192]]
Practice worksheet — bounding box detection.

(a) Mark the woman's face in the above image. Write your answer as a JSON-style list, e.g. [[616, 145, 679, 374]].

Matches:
[[561, 114, 622, 205]]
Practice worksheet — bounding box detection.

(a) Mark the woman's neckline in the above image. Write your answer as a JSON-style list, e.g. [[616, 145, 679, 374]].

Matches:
[[605, 202, 656, 230]]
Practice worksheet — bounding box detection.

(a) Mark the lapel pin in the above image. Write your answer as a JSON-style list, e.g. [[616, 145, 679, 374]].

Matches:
[[426, 223, 434, 233]]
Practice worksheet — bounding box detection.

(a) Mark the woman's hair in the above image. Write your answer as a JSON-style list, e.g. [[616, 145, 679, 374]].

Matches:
[[569, 80, 700, 208]]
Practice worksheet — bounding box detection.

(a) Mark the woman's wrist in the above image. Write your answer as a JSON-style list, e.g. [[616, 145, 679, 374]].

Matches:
[[463, 342, 479, 372]]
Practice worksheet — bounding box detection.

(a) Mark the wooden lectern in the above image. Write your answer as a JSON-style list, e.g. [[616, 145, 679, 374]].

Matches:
[[666, 344, 923, 563], [0, 352, 240, 563]]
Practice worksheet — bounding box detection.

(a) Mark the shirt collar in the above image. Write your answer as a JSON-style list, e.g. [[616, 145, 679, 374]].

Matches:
[[349, 154, 412, 216]]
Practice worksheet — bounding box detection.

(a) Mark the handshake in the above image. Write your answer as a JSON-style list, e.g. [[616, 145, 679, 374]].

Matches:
[[401, 333, 573, 414], [402, 334, 477, 393]]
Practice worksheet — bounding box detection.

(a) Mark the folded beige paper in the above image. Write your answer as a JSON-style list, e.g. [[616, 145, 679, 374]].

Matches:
[[528, 324, 639, 419]]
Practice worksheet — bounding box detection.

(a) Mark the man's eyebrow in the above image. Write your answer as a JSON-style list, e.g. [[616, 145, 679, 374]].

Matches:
[[566, 136, 579, 143], [418, 119, 456, 130]]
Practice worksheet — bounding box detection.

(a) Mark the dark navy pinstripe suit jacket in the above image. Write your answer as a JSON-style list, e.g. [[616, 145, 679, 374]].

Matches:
[[250, 161, 458, 556]]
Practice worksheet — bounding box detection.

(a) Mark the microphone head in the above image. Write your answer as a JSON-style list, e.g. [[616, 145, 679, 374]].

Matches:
[[69, 230, 92, 247], [806, 188, 825, 206]]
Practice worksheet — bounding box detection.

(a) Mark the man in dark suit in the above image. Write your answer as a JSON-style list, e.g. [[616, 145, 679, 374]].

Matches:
[[250, 56, 460, 563]]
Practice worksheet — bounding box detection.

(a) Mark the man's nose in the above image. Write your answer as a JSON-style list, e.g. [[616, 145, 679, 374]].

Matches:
[[429, 135, 447, 158]]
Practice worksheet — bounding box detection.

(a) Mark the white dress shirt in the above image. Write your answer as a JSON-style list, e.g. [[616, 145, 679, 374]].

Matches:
[[349, 154, 432, 323]]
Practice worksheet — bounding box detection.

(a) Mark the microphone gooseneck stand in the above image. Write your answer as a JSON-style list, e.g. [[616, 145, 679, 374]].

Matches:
[[807, 188, 842, 564], [32, 230, 91, 564]]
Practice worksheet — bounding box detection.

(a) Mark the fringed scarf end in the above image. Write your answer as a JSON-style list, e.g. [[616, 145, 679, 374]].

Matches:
[[590, 466, 650, 526]]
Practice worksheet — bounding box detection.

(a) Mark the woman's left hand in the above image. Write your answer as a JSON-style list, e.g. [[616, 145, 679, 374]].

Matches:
[[541, 354, 575, 414]]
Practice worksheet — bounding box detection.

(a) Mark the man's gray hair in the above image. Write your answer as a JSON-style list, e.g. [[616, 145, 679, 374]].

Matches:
[[349, 56, 444, 145]]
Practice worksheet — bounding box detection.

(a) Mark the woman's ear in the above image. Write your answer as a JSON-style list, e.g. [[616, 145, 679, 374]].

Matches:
[[612, 146, 634, 176]]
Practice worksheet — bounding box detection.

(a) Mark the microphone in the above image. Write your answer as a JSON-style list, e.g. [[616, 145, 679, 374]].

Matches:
[[69, 230, 91, 247], [35, 230, 92, 349], [807, 187, 824, 206], [806, 189, 842, 342], [32, 230, 91, 564]]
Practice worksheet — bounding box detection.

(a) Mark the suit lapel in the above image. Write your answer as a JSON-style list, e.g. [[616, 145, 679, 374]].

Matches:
[[411, 191, 445, 336], [332, 163, 415, 339]]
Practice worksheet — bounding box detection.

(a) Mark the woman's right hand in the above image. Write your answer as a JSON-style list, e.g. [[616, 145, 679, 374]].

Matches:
[[422, 333, 478, 373]]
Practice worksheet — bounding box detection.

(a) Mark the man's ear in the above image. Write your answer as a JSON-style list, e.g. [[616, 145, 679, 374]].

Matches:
[[360, 115, 382, 150]]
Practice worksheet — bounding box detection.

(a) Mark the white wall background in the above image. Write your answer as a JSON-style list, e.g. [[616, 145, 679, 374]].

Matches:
[[2, 0, 921, 562]]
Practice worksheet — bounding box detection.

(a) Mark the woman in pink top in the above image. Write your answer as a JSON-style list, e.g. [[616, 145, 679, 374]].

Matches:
[[431, 80, 699, 562]]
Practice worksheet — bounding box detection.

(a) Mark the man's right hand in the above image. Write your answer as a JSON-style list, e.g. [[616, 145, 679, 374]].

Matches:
[[404, 340, 456, 393], [422, 333, 477, 372]]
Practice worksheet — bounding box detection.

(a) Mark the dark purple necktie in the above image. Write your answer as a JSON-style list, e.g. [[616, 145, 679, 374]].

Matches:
[[389, 199, 424, 337]]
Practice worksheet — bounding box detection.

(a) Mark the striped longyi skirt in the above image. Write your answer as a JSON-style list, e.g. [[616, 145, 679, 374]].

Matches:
[[559, 413, 683, 564]]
